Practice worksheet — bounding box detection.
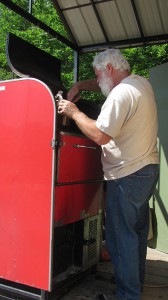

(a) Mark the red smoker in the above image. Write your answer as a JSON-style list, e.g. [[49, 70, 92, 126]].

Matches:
[[0, 33, 104, 299]]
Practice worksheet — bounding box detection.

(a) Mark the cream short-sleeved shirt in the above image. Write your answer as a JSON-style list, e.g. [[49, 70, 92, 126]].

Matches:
[[96, 74, 159, 180]]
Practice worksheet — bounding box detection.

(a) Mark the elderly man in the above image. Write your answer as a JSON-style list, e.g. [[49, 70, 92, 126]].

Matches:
[[58, 49, 159, 300]]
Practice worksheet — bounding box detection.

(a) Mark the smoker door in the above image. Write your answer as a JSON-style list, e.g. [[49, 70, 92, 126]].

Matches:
[[54, 132, 103, 225], [0, 78, 56, 291], [56, 132, 103, 182]]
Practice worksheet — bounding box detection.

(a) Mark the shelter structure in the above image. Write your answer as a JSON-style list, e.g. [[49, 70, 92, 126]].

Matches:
[[1, 0, 168, 257]]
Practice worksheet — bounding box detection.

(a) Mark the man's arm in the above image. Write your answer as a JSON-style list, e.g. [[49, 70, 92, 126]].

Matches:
[[58, 100, 111, 145], [67, 79, 101, 102]]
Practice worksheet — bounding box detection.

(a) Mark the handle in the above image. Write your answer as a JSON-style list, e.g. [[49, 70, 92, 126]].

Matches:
[[73, 144, 97, 150]]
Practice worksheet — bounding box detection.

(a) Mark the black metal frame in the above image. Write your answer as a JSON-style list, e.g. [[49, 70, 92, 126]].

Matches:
[[0, 281, 48, 300]]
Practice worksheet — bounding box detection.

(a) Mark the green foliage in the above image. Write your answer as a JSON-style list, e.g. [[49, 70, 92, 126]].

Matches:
[[0, 1, 168, 103], [123, 45, 168, 78]]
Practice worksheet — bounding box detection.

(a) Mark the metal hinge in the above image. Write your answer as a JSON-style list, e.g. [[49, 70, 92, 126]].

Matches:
[[51, 139, 57, 149], [51, 139, 64, 149]]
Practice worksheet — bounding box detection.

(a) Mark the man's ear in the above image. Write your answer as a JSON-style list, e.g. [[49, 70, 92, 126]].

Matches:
[[106, 63, 113, 76]]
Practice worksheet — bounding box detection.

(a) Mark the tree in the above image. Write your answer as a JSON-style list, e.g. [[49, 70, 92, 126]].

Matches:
[[123, 45, 168, 78]]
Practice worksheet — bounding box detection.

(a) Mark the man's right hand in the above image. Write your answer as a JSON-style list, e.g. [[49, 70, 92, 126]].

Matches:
[[67, 79, 100, 102], [67, 82, 81, 102]]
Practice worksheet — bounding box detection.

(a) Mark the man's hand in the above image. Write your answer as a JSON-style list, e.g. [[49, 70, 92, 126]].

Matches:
[[57, 99, 111, 145], [57, 99, 79, 119], [67, 83, 80, 102], [67, 79, 100, 102]]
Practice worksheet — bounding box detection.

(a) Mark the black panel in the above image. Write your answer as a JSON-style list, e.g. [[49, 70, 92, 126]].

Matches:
[[6, 32, 66, 95], [6, 33, 101, 134]]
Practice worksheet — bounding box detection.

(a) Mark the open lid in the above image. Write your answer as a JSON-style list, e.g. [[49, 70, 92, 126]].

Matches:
[[6, 33, 101, 131], [6, 32, 66, 95]]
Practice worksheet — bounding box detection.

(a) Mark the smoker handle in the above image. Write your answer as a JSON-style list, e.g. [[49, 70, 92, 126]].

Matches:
[[73, 144, 97, 150]]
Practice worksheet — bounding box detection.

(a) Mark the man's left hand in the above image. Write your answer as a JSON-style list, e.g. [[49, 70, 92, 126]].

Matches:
[[57, 99, 79, 119]]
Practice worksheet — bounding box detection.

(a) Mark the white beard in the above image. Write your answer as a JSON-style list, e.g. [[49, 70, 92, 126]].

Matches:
[[99, 73, 114, 97]]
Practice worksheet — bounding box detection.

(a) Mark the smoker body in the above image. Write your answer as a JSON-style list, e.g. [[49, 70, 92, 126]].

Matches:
[[0, 34, 104, 299]]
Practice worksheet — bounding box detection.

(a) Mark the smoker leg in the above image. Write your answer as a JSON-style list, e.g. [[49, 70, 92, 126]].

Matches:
[[41, 290, 48, 300], [0, 281, 49, 300]]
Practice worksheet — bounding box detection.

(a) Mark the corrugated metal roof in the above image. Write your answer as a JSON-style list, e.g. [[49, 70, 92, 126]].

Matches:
[[53, 0, 168, 52]]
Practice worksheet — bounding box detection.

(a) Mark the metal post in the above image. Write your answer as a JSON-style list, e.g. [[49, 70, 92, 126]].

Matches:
[[29, 0, 32, 14], [41, 290, 48, 300], [73, 50, 79, 83]]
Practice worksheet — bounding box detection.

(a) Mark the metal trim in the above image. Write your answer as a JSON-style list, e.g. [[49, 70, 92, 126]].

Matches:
[[78, 34, 168, 53], [0, 283, 42, 300]]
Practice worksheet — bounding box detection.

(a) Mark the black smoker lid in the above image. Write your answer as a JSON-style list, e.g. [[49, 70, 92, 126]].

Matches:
[[6, 32, 66, 95]]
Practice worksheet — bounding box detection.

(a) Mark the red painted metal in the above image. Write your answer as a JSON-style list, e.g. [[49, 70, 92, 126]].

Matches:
[[55, 133, 103, 225], [0, 78, 55, 291], [0, 78, 104, 294], [54, 182, 103, 225], [57, 133, 103, 182]]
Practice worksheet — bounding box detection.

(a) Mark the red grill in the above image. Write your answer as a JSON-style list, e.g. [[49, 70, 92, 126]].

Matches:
[[0, 33, 104, 299]]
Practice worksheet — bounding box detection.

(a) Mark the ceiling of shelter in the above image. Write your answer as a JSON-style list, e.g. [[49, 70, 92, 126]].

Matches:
[[52, 0, 168, 52], [1, 0, 168, 54]]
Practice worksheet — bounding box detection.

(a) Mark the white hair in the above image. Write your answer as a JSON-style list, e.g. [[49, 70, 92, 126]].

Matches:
[[92, 48, 131, 72]]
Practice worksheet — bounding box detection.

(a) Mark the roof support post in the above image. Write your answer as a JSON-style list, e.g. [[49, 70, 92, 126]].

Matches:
[[29, 0, 32, 14], [73, 51, 79, 83]]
